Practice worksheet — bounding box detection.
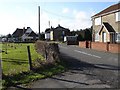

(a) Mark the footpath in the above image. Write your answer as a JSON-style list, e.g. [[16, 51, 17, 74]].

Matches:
[[27, 69, 111, 88]]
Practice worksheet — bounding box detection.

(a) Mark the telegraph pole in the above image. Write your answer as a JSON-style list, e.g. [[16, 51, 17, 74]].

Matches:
[[38, 6, 40, 40]]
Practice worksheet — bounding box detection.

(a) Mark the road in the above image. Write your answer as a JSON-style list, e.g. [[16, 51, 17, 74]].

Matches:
[[59, 44, 119, 88], [13, 43, 119, 89], [59, 44, 119, 68]]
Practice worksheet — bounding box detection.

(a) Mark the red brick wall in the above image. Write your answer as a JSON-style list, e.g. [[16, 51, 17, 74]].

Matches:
[[79, 41, 91, 48], [109, 44, 120, 53], [79, 41, 120, 53], [91, 42, 108, 51], [79, 41, 86, 48]]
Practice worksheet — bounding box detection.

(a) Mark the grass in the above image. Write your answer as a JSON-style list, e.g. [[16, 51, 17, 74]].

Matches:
[[1, 42, 66, 89], [2, 43, 44, 75]]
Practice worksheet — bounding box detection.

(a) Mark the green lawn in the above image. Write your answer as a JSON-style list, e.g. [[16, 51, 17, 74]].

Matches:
[[1, 42, 66, 89], [2, 43, 44, 75]]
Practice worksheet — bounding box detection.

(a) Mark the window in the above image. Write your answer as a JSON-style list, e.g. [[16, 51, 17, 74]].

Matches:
[[116, 11, 120, 22], [95, 32, 99, 41], [116, 33, 120, 42], [95, 17, 101, 25]]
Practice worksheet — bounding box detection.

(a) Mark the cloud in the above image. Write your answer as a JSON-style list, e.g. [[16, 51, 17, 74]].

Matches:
[[73, 10, 92, 29], [62, 8, 69, 14], [0, 4, 94, 35]]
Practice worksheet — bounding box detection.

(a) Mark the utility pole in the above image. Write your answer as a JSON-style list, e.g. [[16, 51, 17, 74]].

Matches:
[[38, 6, 40, 40]]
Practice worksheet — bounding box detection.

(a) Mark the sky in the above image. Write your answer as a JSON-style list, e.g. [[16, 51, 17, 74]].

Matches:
[[0, 0, 119, 35]]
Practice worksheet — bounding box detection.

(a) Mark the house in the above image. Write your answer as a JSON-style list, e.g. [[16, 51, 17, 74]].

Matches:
[[45, 24, 70, 41], [45, 28, 51, 40], [12, 27, 38, 42], [92, 3, 120, 43]]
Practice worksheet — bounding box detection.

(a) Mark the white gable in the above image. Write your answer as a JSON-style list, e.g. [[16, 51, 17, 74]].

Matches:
[[25, 28, 32, 33], [116, 11, 120, 22]]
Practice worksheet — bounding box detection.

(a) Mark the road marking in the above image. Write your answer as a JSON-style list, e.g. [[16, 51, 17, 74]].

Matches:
[[59, 45, 68, 49], [74, 50, 101, 59]]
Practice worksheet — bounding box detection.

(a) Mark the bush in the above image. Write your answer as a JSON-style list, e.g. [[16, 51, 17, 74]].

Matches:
[[33, 40, 60, 69]]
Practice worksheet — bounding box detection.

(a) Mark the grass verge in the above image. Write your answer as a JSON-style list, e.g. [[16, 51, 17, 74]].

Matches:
[[2, 61, 66, 89], [1, 43, 67, 89]]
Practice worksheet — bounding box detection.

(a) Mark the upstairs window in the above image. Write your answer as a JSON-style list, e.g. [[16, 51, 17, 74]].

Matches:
[[95, 17, 101, 25], [116, 11, 120, 22]]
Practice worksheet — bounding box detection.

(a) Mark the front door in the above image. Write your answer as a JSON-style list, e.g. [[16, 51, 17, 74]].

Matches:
[[102, 32, 106, 42]]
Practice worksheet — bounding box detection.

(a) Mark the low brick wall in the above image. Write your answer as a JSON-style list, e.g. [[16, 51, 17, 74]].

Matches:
[[79, 41, 86, 48], [79, 41, 91, 48], [91, 42, 108, 51], [79, 41, 120, 53], [109, 44, 120, 53]]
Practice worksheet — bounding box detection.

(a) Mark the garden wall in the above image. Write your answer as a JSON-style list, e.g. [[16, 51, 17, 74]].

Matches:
[[79, 41, 91, 48], [91, 42, 108, 51], [79, 41, 86, 48], [109, 44, 120, 53], [79, 41, 120, 53]]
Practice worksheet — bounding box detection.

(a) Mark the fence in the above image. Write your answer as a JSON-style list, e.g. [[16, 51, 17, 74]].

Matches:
[[79, 41, 120, 53]]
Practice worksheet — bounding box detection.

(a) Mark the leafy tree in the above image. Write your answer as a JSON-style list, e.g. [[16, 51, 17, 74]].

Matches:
[[7, 34, 12, 38]]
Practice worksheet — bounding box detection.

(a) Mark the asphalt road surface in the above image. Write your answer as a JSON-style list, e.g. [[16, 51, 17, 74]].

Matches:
[[12, 43, 119, 89], [59, 44, 119, 88]]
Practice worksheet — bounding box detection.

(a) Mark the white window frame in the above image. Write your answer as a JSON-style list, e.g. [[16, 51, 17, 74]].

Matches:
[[116, 11, 120, 22], [95, 32, 99, 41], [95, 17, 101, 25], [116, 32, 120, 43]]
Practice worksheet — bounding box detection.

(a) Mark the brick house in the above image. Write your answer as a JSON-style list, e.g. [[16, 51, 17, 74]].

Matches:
[[45, 24, 70, 41], [92, 3, 120, 43], [12, 27, 38, 42]]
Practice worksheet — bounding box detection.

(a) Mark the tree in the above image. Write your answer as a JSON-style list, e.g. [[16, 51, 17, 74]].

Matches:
[[7, 34, 12, 38]]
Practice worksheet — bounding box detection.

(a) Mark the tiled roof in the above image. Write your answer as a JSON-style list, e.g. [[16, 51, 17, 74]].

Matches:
[[45, 28, 51, 33], [93, 3, 120, 17], [12, 28, 27, 37], [28, 31, 38, 37], [45, 25, 70, 33], [55, 24, 69, 31]]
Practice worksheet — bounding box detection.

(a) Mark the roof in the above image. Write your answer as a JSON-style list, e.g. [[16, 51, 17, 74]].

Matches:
[[45, 25, 70, 33], [55, 24, 69, 31], [12, 28, 27, 37], [45, 28, 52, 33], [103, 22, 115, 32], [28, 31, 38, 37], [99, 22, 115, 34], [93, 3, 120, 17], [12, 27, 38, 38]]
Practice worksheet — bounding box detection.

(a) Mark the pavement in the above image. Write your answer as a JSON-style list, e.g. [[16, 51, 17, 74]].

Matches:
[[9, 44, 119, 89], [27, 70, 111, 88]]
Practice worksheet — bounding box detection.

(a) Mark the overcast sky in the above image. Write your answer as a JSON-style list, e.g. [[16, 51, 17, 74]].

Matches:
[[0, 0, 118, 35]]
